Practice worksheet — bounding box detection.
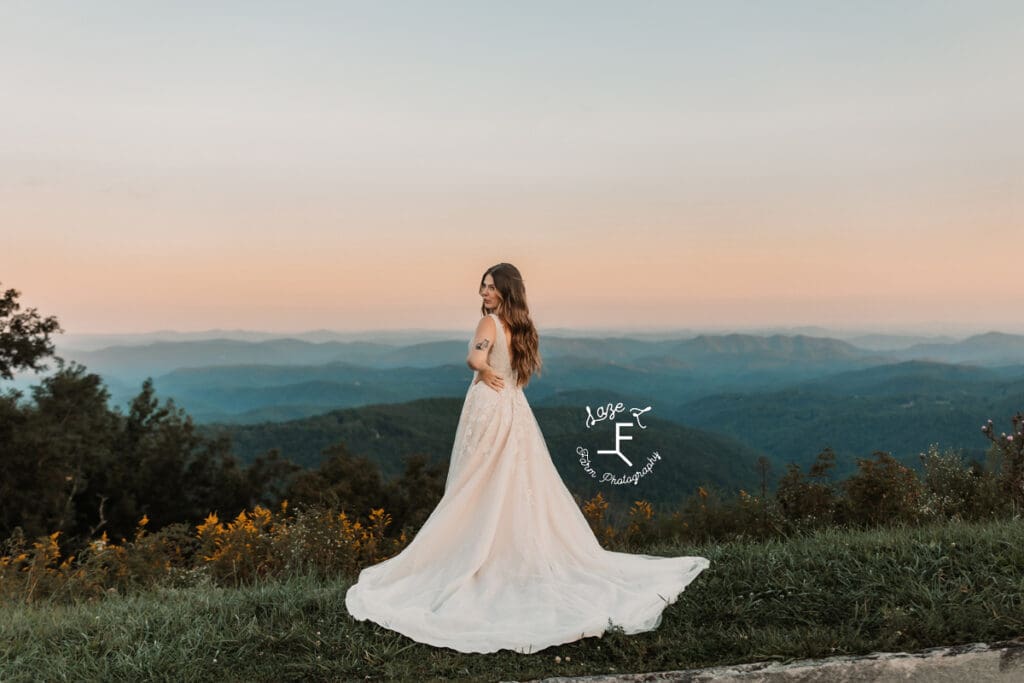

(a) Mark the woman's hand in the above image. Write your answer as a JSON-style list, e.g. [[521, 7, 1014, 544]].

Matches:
[[474, 366, 505, 392]]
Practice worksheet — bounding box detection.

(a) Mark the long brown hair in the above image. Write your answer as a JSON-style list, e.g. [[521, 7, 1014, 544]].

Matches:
[[479, 263, 543, 388]]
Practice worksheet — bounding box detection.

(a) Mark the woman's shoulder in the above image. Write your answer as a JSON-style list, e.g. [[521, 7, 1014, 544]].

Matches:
[[473, 314, 498, 334]]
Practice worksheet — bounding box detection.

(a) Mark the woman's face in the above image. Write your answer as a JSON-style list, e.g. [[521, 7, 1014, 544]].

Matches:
[[480, 274, 500, 310]]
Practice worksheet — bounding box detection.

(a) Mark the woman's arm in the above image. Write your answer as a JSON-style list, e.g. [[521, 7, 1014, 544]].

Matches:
[[466, 315, 497, 371], [466, 315, 505, 391]]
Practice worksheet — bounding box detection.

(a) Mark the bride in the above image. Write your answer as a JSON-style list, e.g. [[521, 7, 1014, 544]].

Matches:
[[345, 262, 709, 654]]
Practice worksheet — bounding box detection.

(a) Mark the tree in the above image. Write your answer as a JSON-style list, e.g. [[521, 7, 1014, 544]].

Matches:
[[0, 367, 258, 548], [91, 377, 252, 535], [981, 412, 1024, 506], [382, 453, 447, 536], [0, 284, 63, 380], [841, 450, 923, 526], [0, 360, 116, 540], [776, 447, 837, 526], [245, 448, 303, 509], [286, 441, 386, 515], [756, 455, 771, 500]]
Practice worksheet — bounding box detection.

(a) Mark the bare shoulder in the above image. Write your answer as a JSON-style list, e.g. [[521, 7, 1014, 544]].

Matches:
[[475, 314, 497, 335]]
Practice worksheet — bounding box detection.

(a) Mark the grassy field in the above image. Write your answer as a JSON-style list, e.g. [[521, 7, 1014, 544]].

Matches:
[[2, 518, 1023, 682]]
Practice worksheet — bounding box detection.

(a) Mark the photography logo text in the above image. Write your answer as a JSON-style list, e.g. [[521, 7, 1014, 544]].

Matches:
[[576, 401, 662, 485]]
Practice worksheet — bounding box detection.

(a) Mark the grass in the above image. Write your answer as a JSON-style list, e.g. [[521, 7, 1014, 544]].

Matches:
[[2, 517, 1023, 682]]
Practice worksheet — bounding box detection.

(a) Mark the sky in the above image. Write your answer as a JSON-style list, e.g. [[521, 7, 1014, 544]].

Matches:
[[2, 1, 1022, 336]]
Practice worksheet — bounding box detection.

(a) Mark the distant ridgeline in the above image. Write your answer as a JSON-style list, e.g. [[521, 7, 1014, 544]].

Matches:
[[56, 329, 1024, 490]]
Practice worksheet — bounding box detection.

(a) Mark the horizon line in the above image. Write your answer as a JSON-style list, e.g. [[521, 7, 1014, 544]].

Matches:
[[54, 324, 1024, 340]]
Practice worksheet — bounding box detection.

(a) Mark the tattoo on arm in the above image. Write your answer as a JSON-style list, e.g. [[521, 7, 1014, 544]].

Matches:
[[474, 338, 491, 351]]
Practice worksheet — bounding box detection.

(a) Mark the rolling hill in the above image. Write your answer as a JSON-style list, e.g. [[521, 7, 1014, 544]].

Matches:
[[201, 396, 766, 512], [674, 360, 1024, 478]]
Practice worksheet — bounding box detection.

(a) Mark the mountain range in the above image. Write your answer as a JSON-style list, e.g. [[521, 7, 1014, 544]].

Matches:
[[8, 328, 1023, 493]]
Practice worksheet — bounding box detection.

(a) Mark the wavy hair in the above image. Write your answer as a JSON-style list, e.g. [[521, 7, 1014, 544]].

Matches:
[[479, 263, 543, 388]]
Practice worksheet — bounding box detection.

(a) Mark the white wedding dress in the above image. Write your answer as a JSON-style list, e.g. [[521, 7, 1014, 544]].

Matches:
[[344, 312, 709, 654]]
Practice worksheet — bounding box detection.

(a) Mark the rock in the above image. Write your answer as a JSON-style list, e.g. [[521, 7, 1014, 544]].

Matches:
[[508, 637, 1024, 682]]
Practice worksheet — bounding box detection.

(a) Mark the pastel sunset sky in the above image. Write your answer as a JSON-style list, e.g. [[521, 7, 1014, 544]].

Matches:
[[3, 2, 1022, 335]]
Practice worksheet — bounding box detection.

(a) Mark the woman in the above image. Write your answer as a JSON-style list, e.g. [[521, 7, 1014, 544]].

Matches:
[[345, 262, 709, 654]]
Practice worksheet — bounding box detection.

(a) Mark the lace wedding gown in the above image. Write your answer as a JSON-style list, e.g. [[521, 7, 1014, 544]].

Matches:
[[345, 312, 709, 654]]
